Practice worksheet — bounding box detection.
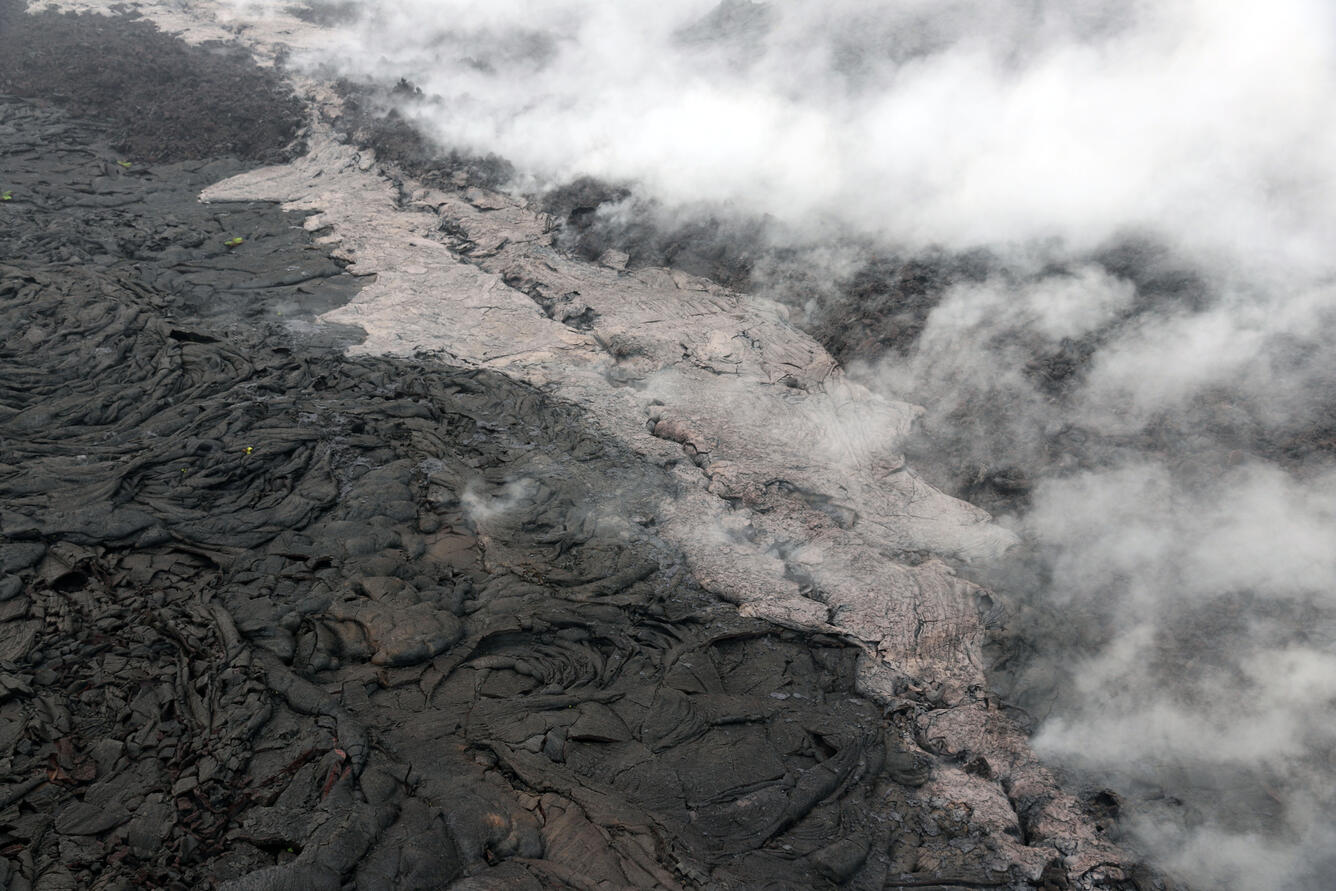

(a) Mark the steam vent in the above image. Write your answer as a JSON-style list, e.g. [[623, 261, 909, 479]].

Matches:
[[3, 2, 1334, 889]]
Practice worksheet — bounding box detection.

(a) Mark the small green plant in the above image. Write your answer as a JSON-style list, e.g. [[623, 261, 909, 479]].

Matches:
[[117, 160, 132, 168], [224, 237, 244, 248], [1, 191, 11, 201]]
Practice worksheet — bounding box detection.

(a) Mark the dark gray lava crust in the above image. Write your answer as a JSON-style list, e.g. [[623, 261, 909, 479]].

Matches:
[[0, 5, 1158, 891]]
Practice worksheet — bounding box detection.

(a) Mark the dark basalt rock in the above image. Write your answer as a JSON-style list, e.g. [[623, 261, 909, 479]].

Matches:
[[331, 78, 517, 193], [0, 0, 304, 164], [0, 3, 1190, 887], [0, 75, 1045, 891]]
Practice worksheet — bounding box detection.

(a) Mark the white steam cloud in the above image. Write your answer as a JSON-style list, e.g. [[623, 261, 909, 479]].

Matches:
[[267, 2, 1336, 887], [1025, 465, 1336, 891], [305, 0, 1336, 276]]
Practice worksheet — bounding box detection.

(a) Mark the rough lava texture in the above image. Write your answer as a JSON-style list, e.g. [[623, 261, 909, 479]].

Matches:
[[0, 2, 1172, 889], [0, 0, 303, 163]]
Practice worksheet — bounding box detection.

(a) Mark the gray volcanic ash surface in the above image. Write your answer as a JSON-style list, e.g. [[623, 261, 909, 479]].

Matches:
[[295, 3, 1336, 888], [0, 93, 948, 890], [0, 4, 1154, 890], [7, 1, 1336, 890]]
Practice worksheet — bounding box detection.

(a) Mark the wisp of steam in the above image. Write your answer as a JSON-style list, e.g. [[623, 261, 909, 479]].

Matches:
[[263, 1, 1336, 886]]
